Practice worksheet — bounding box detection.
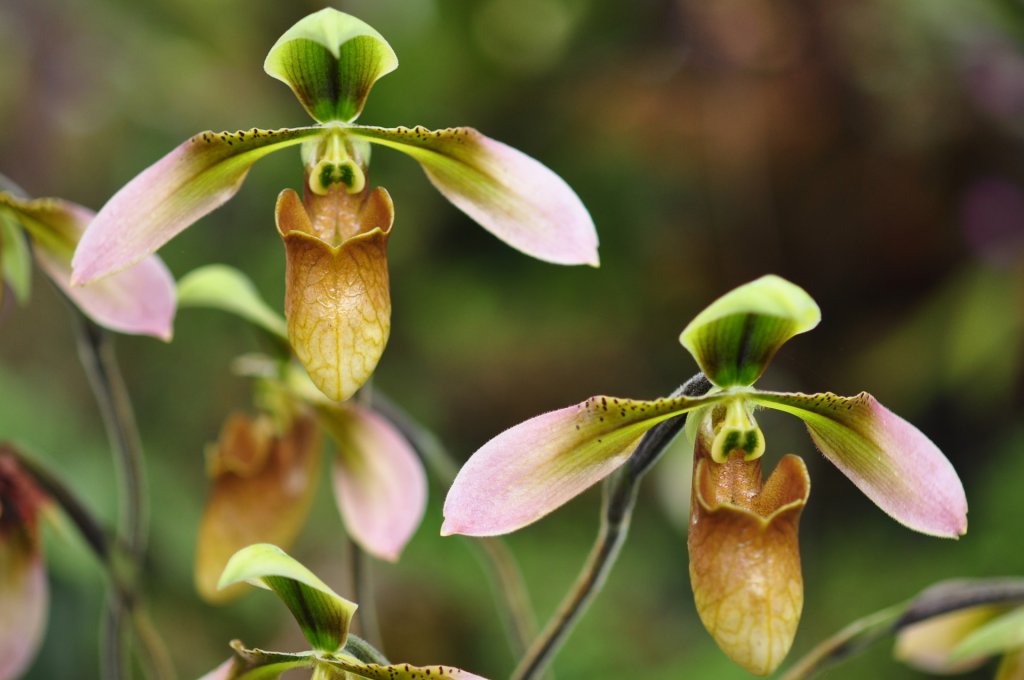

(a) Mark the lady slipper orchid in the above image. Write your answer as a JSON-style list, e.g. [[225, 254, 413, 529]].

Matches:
[[442, 274, 968, 674], [188, 324, 427, 603], [203, 544, 487, 680], [0, 446, 50, 680], [71, 8, 598, 401], [0, 187, 174, 339], [896, 600, 1024, 678]]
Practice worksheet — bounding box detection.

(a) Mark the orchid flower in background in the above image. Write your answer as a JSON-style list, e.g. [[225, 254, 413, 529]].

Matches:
[[181, 265, 427, 603], [71, 8, 598, 402], [0, 446, 50, 680], [200, 544, 486, 680], [0, 183, 175, 339], [443, 275, 968, 675], [896, 598, 1024, 678]]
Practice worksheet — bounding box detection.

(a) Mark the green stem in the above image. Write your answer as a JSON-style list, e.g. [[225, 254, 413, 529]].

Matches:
[[371, 392, 537, 658], [348, 539, 383, 650], [73, 315, 147, 561], [349, 384, 384, 651], [511, 373, 712, 680], [71, 312, 175, 680], [343, 633, 391, 665], [778, 604, 905, 680]]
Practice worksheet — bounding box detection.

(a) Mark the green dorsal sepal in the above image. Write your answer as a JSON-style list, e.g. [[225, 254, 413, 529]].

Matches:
[[264, 8, 399, 123], [219, 544, 358, 654], [680, 275, 821, 387]]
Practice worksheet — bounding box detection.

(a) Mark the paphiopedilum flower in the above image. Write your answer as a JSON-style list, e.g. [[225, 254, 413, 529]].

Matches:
[[0, 446, 49, 680], [201, 544, 486, 680], [184, 275, 427, 602], [0, 186, 174, 339], [896, 601, 1024, 678], [443, 275, 967, 674], [71, 8, 597, 401]]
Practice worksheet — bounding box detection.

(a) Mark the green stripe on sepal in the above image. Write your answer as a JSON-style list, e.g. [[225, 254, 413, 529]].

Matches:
[[264, 9, 398, 123], [680, 275, 820, 387], [219, 544, 357, 653]]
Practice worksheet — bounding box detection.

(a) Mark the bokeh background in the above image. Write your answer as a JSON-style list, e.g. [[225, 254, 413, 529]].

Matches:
[[2, 0, 1023, 678]]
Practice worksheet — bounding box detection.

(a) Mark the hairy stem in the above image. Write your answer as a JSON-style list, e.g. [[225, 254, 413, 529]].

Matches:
[[371, 391, 537, 658], [512, 373, 712, 680]]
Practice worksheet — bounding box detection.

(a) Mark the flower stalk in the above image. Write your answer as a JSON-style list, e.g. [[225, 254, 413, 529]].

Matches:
[[512, 373, 712, 680], [71, 310, 174, 680]]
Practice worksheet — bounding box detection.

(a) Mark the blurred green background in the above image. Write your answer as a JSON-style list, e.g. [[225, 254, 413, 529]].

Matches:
[[2, 0, 1023, 678]]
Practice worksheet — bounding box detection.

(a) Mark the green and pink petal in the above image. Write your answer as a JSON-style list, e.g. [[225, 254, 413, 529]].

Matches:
[[752, 391, 968, 538], [319, 403, 426, 562], [1, 194, 175, 339], [349, 125, 599, 267], [442, 393, 724, 536], [71, 126, 321, 284]]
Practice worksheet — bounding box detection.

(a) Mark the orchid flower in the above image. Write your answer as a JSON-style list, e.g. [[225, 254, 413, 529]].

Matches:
[[185, 266, 426, 602], [201, 544, 487, 680], [0, 446, 49, 680], [442, 274, 968, 675], [71, 8, 598, 401], [0, 184, 174, 339]]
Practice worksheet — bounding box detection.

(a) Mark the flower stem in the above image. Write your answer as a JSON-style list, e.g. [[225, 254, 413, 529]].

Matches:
[[348, 539, 383, 650], [73, 315, 147, 561], [371, 391, 538, 658], [511, 373, 712, 680], [71, 313, 174, 680]]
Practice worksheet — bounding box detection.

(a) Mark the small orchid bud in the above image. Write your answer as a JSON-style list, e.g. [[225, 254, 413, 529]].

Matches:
[[194, 410, 322, 603]]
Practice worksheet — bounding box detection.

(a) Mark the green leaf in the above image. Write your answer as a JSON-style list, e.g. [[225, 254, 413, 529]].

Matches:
[[950, 606, 1024, 662], [0, 212, 32, 305], [219, 544, 357, 653], [264, 9, 398, 123], [679, 275, 820, 387], [177, 264, 287, 340]]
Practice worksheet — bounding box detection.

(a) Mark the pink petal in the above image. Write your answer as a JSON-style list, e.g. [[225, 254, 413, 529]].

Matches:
[[442, 393, 723, 537], [753, 391, 968, 538], [1, 196, 176, 338], [321, 404, 426, 562], [349, 125, 599, 266], [196, 658, 236, 680], [0, 452, 49, 680], [71, 126, 321, 285], [37, 246, 176, 340]]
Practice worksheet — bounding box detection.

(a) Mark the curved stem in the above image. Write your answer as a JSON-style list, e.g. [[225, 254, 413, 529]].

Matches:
[[511, 373, 711, 680], [71, 312, 175, 680], [73, 315, 147, 561], [371, 391, 537, 658]]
